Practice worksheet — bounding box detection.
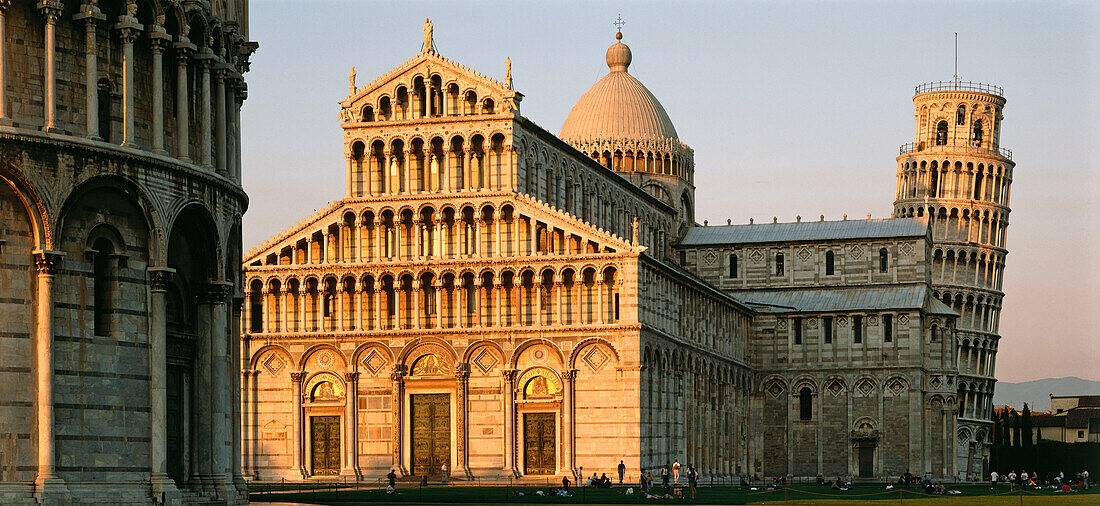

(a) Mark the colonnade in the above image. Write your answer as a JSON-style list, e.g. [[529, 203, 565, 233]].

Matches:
[[356, 78, 497, 123], [642, 346, 752, 477], [348, 134, 510, 197], [638, 262, 749, 358], [957, 381, 994, 421], [897, 160, 1011, 206], [0, 2, 250, 182], [956, 337, 996, 378], [245, 264, 620, 335], [895, 205, 1008, 250], [932, 248, 1005, 291]]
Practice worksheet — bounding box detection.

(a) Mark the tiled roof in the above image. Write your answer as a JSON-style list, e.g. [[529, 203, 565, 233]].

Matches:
[[1053, 395, 1100, 407], [1066, 407, 1100, 428], [559, 38, 679, 143], [680, 218, 928, 246], [728, 285, 956, 314]]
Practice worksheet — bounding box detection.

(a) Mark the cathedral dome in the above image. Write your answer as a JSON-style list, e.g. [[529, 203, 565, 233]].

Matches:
[[560, 33, 679, 143]]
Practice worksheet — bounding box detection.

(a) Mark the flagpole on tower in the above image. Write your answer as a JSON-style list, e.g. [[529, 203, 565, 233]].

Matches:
[[954, 32, 958, 82]]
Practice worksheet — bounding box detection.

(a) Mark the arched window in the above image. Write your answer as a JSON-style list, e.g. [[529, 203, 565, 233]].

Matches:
[[972, 120, 983, 147], [879, 248, 889, 272], [825, 250, 835, 275], [956, 105, 966, 125], [91, 237, 115, 336], [775, 252, 784, 276], [729, 253, 738, 278], [799, 387, 812, 421], [936, 121, 948, 146]]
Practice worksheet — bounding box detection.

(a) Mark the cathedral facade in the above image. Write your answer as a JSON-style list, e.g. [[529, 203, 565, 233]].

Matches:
[[0, 1, 256, 504], [241, 21, 1010, 483]]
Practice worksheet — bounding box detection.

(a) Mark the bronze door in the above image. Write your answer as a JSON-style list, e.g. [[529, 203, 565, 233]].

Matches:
[[858, 446, 874, 478], [310, 416, 341, 476], [411, 394, 450, 476], [165, 365, 185, 483], [524, 413, 556, 475]]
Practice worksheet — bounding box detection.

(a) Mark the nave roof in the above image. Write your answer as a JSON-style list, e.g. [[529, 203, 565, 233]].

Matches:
[[729, 284, 957, 315], [680, 217, 928, 246]]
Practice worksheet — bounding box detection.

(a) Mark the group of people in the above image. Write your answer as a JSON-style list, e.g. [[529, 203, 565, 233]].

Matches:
[[993, 469, 1089, 492]]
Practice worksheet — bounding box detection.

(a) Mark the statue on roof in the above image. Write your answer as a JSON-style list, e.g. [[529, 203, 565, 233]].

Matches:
[[348, 66, 356, 94], [422, 18, 434, 54], [505, 57, 512, 89]]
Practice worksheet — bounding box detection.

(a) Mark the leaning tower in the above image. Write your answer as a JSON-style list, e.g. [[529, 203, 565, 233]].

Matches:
[[894, 80, 1013, 478]]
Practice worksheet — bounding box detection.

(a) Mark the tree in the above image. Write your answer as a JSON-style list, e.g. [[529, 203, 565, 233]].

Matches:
[[1012, 408, 1021, 447]]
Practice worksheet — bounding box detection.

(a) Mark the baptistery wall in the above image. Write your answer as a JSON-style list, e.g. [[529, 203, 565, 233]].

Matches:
[[0, 1, 256, 504]]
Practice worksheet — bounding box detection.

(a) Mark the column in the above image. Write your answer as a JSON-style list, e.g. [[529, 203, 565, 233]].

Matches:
[[39, 1, 62, 132], [215, 66, 228, 174], [240, 369, 252, 478], [562, 369, 577, 476], [455, 365, 470, 476], [233, 84, 246, 181], [0, 3, 11, 125], [116, 16, 142, 147], [502, 369, 517, 476], [433, 281, 443, 329], [342, 372, 359, 477], [175, 42, 194, 161], [373, 287, 382, 331], [148, 268, 182, 500], [289, 372, 306, 477], [204, 282, 232, 493], [390, 367, 407, 474], [354, 288, 363, 331], [260, 289, 269, 333], [412, 279, 422, 329], [150, 32, 170, 153], [32, 251, 68, 501], [74, 6, 104, 137], [199, 50, 213, 168]]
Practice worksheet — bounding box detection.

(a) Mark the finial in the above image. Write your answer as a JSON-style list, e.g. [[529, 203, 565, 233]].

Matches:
[[820, 215, 825, 222], [704, 220, 708, 226], [727, 219, 731, 225], [796, 215, 801, 223], [773, 217, 777, 224], [749, 218, 754, 225], [614, 14, 625, 39]]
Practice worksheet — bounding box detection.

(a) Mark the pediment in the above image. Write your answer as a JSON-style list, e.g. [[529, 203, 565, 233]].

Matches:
[[339, 51, 521, 122]]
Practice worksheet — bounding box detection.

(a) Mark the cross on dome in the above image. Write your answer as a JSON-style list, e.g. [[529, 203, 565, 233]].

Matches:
[[614, 14, 625, 38]]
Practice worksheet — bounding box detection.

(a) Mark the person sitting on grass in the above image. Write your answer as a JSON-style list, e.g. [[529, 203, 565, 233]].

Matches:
[[1057, 482, 1074, 493], [886, 481, 895, 490], [831, 477, 848, 491], [589, 473, 598, 487], [562, 476, 570, 491], [817, 473, 825, 485]]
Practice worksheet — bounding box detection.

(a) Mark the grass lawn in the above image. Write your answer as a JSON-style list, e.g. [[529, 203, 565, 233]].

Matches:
[[249, 483, 1100, 505]]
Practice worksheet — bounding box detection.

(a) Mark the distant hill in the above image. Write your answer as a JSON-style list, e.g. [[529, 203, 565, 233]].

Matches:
[[993, 377, 1100, 410]]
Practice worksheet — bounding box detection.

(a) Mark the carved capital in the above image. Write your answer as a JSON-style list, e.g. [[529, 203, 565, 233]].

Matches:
[[38, 1, 63, 23], [501, 369, 517, 383], [33, 250, 63, 275], [562, 369, 578, 382], [197, 281, 231, 304], [147, 267, 176, 292], [344, 372, 360, 383], [289, 372, 307, 383]]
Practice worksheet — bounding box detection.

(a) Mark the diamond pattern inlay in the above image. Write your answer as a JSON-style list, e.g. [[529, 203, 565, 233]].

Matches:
[[582, 346, 609, 372], [361, 349, 386, 376], [472, 349, 498, 375], [263, 353, 285, 376]]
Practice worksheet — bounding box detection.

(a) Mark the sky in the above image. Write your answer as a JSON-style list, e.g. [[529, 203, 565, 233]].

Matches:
[[240, 1, 1099, 383]]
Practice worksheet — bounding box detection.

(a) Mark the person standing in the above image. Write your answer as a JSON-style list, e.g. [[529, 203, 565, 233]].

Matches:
[[673, 460, 681, 484], [1082, 469, 1089, 489], [687, 465, 699, 499], [990, 470, 998, 490], [387, 469, 398, 492], [1008, 470, 1017, 491], [661, 463, 670, 488], [618, 460, 626, 484], [441, 463, 448, 485]]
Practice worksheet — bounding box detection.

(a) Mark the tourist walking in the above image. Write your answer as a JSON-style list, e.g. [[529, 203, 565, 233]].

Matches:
[[618, 460, 626, 483], [441, 463, 448, 484], [990, 470, 998, 490], [673, 460, 681, 484], [1082, 469, 1089, 488], [687, 465, 698, 499], [387, 469, 397, 493], [1008, 470, 1017, 491]]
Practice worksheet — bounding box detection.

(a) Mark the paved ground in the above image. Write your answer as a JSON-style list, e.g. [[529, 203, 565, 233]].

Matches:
[[249, 483, 1100, 505]]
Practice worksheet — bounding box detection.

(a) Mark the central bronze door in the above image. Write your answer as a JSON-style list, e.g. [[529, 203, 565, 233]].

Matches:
[[310, 416, 341, 476], [411, 394, 450, 476], [858, 445, 874, 478], [524, 413, 556, 475]]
